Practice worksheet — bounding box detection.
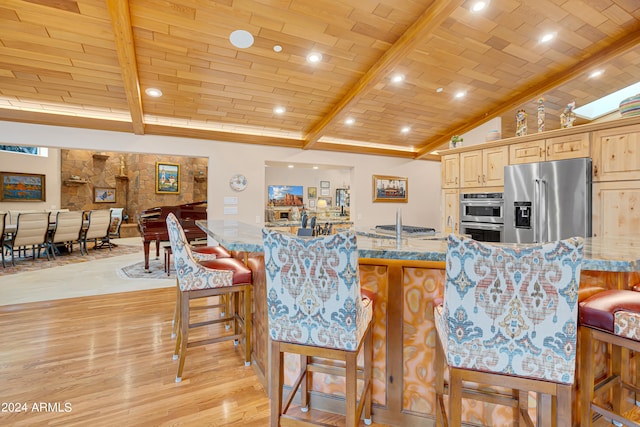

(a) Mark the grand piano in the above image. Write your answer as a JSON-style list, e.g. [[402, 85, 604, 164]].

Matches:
[[138, 201, 208, 272]]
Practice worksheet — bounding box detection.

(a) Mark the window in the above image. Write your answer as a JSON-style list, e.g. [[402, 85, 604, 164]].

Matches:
[[0, 145, 40, 155]]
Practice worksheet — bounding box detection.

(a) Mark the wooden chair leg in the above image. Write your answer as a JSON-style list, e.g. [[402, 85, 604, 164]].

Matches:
[[270, 340, 283, 427], [364, 324, 373, 424], [580, 327, 596, 427], [556, 384, 572, 427], [612, 342, 623, 417], [435, 330, 446, 427], [449, 368, 462, 427], [243, 285, 251, 366], [175, 292, 190, 382], [171, 283, 180, 339], [345, 351, 357, 427], [300, 355, 309, 411]]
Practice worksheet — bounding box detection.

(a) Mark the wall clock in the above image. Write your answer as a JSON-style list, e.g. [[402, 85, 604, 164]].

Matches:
[[229, 174, 247, 192]]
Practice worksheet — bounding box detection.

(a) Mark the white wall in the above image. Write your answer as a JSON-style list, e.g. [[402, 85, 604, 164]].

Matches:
[[0, 121, 443, 230], [460, 117, 502, 147], [0, 147, 61, 211]]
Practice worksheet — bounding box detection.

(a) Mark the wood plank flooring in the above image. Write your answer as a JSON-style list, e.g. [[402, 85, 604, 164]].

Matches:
[[0, 287, 387, 426]]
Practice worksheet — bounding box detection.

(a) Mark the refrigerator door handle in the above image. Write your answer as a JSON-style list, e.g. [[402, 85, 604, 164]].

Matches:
[[540, 178, 547, 242], [534, 178, 540, 243]]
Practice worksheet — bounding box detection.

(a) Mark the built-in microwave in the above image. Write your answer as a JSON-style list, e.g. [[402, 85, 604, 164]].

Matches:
[[460, 192, 504, 224]]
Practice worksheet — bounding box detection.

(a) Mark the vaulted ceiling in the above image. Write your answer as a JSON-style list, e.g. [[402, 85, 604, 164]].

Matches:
[[1, 0, 639, 160]]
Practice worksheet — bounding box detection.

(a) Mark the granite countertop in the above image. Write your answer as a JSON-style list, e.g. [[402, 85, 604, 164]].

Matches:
[[196, 220, 640, 273]]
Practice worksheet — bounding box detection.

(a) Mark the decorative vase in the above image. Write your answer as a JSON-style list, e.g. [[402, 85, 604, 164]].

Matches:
[[620, 94, 640, 118], [515, 109, 527, 136], [537, 98, 545, 132]]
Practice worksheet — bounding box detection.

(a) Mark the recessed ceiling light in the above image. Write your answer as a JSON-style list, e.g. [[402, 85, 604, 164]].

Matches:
[[145, 88, 163, 97], [273, 106, 286, 114], [312, 166, 319, 170], [391, 74, 405, 84], [345, 117, 355, 125], [306, 52, 323, 63], [471, 1, 487, 12], [401, 126, 411, 134], [436, 87, 444, 93], [589, 70, 603, 79], [455, 91, 466, 99], [540, 32, 556, 43], [273, 45, 282, 52], [229, 30, 254, 49], [288, 164, 294, 168]]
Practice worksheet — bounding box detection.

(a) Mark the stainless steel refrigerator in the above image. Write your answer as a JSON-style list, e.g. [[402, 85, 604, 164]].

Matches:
[[504, 158, 591, 243]]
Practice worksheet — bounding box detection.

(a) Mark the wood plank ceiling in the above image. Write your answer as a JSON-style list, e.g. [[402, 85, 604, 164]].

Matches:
[[0, 0, 639, 160]]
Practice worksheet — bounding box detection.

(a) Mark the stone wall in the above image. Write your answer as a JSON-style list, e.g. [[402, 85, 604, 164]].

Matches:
[[60, 150, 207, 226]]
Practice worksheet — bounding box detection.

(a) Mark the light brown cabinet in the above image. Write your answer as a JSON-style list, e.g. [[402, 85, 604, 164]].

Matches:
[[460, 146, 508, 189], [592, 125, 640, 182], [592, 181, 640, 237], [441, 189, 459, 233], [509, 133, 590, 165], [441, 154, 459, 189]]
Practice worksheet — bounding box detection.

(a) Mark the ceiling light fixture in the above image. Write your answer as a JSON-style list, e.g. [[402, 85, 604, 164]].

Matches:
[[401, 126, 411, 134], [288, 164, 294, 168], [306, 52, 323, 63], [589, 70, 603, 79], [436, 87, 444, 93], [471, 1, 487, 12], [273, 45, 282, 52], [345, 117, 355, 125], [145, 88, 163, 97], [273, 106, 286, 114], [391, 74, 405, 84], [540, 32, 556, 43], [455, 91, 466, 99], [229, 30, 254, 49], [312, 166, 319, 170]]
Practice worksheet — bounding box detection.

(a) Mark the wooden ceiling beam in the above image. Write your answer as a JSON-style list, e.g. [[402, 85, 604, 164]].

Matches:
[[414, 27, 640, 159], [302, 0, 465, 150], [107, 0, 145, 135]]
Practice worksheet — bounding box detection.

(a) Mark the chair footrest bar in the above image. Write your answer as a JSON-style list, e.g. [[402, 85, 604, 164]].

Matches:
[[591, 402, 640, 427]]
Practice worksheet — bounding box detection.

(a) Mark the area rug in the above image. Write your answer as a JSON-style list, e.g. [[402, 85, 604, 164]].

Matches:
[[0, 244, 142, 276], [118, 258, 174, 280]]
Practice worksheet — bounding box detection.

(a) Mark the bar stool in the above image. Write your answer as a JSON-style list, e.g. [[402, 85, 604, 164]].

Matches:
[[166, 213, 252, 382], [262, 229, 374, 427], [435, 234, 584, 427], [579, 289, 640, 426]]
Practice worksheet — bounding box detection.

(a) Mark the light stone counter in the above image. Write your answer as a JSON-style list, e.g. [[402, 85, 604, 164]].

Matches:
[[197, 220, 640, 272]]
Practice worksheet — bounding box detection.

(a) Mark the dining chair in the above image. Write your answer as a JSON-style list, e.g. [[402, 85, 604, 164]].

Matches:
[[82, 209, 111, 252], [108, 207, 124, 239], [262, 228, 374, 427], [434, 234, 584, 427], [166, 213, 252, 382], [3, 212, 51, 266], [49, 211, 85, 258]]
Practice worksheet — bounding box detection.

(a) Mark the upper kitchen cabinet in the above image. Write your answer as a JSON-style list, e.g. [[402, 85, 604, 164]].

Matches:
[[592, 125, 640, 182], [460, 146, 508, 189], [509, 133, 590, 165], [441, 154, 459, 189]]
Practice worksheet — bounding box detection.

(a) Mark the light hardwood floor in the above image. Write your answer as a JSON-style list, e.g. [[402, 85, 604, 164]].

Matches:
[[0, 286, 391, 426]]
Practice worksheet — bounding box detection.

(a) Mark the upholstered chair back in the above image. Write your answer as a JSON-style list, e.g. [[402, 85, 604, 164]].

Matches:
[[438, 234, 584, 384], [166, 213, 232, 291], [262, 228, 372, 351], [51, 211, 84, 243], [84, 210, 111, 240], [13, 212, 50, 247], [109, 208, 124, 237], [0, 212, 5, 240]]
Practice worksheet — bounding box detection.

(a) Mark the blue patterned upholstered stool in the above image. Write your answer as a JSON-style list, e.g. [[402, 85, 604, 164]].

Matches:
[[580, 289, 640, 426], [434, 234, 584, 427], [262, 229, 374, 427], [167, 213, 252, 382]]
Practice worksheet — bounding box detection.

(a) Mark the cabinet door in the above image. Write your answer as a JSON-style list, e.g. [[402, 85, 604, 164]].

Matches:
[[592, 181, 640, 237], [441, 189, 459, 233], [441, 154, 459, 189], [483, 146, 508, 187], [592, 125, 640, 182], [546, 133, 590, 161], [460, 150, 483, 188], [509, 140, 545, 165]]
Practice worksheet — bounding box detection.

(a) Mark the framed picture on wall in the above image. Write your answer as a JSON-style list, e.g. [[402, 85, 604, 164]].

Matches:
[[94, 187, 116, 203], [320, 180, 330, 189], [372, 174, 408, 203], [0, 171, 46, 202], [308, 187, 317, 199], [156, 162, 180, 194]]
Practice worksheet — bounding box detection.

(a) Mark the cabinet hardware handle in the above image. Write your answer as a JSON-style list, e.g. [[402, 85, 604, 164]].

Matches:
[[477, 175, 480, 183], [547, 146, 550, 157], [483, 174, 486, 183], [455, 177, 458, 184], [594, 165, 598, 176], [539, 147, 543, 157]]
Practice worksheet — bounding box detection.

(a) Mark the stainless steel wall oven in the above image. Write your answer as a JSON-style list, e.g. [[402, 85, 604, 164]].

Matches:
[[459, 192, 504, 242]]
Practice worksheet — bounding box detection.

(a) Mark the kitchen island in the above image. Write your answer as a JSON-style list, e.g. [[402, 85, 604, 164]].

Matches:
[[197, 219, 640, 426]]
